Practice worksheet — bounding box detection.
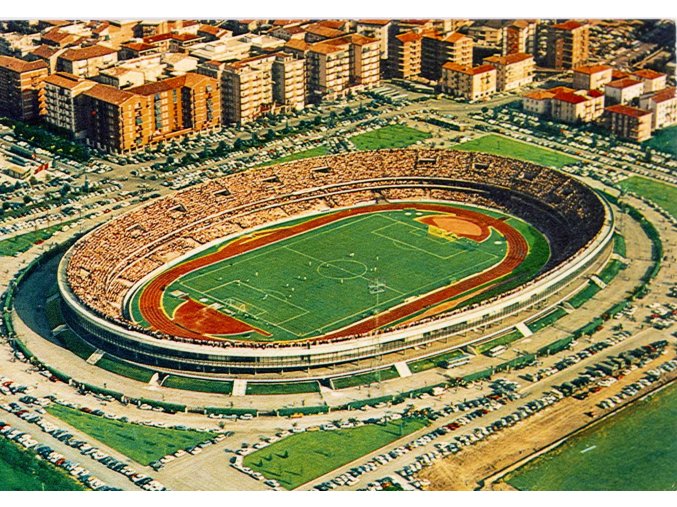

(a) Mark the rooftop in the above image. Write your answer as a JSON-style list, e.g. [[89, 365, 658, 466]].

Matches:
[[395, 31, 423, 44], [552, 20, 587, 31], [83, 83, 136, 105], [632, 68, 666, 80], [0, 55, 48, 73], [43, 72, 91, 89], [606, 104, 652, 118], [574, 64, 613, 75], [484, 52, 533, 65], [60, 44, 117, 61], [442, 62, 495, 75], [606, 77, 643, 90], [649, 87, 676, 104]]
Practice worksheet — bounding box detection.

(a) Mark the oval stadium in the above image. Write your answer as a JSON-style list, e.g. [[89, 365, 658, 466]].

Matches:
[[56, 149, 614, 375]]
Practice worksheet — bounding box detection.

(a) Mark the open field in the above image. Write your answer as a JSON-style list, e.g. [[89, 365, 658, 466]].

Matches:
[[162, 375, 233, 394], [243, 418, 428, 489], [506, 383, 677, 490], [0, 219, 79, 257], [0, 438, 84, 491], [407, 349, 466, 373], [617, 176, 677, 219], [45, 403, 216, 466], [644, 125, 677, 156], [331, 367, 400, 389], [133, 203, 546, 343], [454, 134, 580, 168], [350, 124, 431, 150]]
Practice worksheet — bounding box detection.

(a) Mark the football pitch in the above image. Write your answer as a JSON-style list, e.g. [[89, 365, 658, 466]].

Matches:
[[131, 203, 548, 342]]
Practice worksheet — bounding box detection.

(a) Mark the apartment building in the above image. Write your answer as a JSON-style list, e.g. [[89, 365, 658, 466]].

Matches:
[[604, 104, 653, 142], [605, 77, 644, 105], [523, 88, 560, 115], [639, 87, 676, 130], [550, 88, 604, 123], [43, 72, 96, 137], [632, 69, 667, 94], [421, 32, 473, 81], [221, 54, 276, 124], [57, 44, 118, 78], [306, 40, 351, 102], [546, 20, 589, 70], [354, 19, 391, 61], [0, 55, 49, 120], [467, 22, 505, 50], [504, 20, 536, 56], [272, 52, 306, 113], [439, 62, 496, 101], [387, 31, 422, 79], [483, 52, 534, 91], [573, 64, 613, 90], [82, 73, 220, 152]]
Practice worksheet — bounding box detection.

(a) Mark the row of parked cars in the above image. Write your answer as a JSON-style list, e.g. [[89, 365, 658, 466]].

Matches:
[[149, 433, 229, 471], [598, 359, 677, 409], [2, 396, 166, 491]]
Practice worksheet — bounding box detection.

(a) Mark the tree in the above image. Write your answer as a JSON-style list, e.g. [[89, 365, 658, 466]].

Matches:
[[59, 183, 71, 199], [265, 128, 275, 141], [23, 195, 32, 204]]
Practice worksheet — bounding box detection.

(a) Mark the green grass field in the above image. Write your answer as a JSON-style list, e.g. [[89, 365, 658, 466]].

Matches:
[[0, 438, 85, 491], [259, 145, 329, 167], [613, 234, 626, 257], [617, 176, 677, 219], [350, 124, 431, 150], [95, 355, 155, 383], [141, 204, 543, 343], [407, 349, 466, 373], [527, 307, 568, 334], [162, 375, 233, 394], [567, 282, 601, 309], [454, 134, 579, 168], [0, 219, 80, 257], [331, 367, 399, 389], [243, 418, 428, 489], [506, 383, 677, 490], [245, 381, 320, 395], [643, 125, 677, 156], [45, 403, 216, 466], [474, 329, 524, 355]]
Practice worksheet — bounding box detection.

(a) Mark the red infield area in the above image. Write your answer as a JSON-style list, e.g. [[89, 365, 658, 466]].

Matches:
[[133, 203, 528, 344]]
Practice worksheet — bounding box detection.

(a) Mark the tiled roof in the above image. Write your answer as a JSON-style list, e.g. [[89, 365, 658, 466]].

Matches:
[[31, 44, 60, 59], [574, 64, 612, 75], [605, 104, 651, 118], [442, 62, 495, 75], [632, 69, 666, 80], [484, 52, 533, 65], [43, 72, 87, 89], [649, 87, 676, 104], [395, 31, 422, 44], [553, 91, 587, 104], [0, 55, 48, 73], [552, 20, 587, 31], [606, 77, 643, 89], [83, 83, 136, 105], [60, 44, 117, 61], [356, 19, 391, 26]]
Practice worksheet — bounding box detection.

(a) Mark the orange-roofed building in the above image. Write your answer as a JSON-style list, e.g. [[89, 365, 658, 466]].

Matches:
[[605, 77, 644, 105], [421, 31, 473, 80], [440, 62, 496, 101], [639, 87, 676, 130], [43, 72, 97, 137], [546, 20, 589, 69], [57, 44, 118, 78], [632, 69, 667, 94], [483, 52, 534, 91], [604, 104, 653, 142], [573, 64, 613, 90], [387, 30, 423, 79], [0, 55, 49, 120]]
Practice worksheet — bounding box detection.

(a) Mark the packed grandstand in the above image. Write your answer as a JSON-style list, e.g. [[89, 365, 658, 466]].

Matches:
[[58, 149, 613, 373]]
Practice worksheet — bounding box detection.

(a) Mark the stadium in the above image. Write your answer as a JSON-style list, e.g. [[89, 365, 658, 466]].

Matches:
[[57, 149, 614, 375]]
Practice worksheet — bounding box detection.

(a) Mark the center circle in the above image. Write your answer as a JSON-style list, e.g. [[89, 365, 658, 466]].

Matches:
[[316, 259, 369, 280]]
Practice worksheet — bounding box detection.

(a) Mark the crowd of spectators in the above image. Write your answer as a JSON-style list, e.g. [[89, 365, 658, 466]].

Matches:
[[64, 149, 606, 349]]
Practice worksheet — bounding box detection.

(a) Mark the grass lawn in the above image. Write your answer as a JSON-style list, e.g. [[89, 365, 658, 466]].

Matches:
[[454, 134, 579, 168], [260, 145, 329, 167], [0, 219, 79, 257], [613, 234, 626, 257], [0, 438, 85, 491], [96, 355, 155, 383], [567, 282, 601, 309], [617, 176, 677, 219], [350, 124, 431, 150], [162, 375, 233, 394], [474, 329, 524, 355], [331, 367, 400, 389], [407, 349, 466, 373], [45, 403, 216, 466], [245, 381, 320, 395], [643, 125, 677, 156], [243, 418, 428, 489], [527, 307, 568, 334], [598, 259, 625, 284]]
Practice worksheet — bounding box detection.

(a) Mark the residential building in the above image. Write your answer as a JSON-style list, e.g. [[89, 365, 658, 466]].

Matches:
[[483, 52, 534, 91], [221, 54, 276, 124], [57, 44, 118, 78], [572, 64, 613, 90], [504, 20, 536, 56], [546, 20, 589, 69], [354, 19, 391, 61], [605, 77, 644, 105], [523, 88, 561, 116], [43, 72, 97, 137], [303, 23, 346, 43], [632, 69, 667, 94], [639, 87, 676, 130], [272, 52, 306, 113], [82, 73, 220, 152], [0, 55, 49, 120], [439, 62, 496, 101], [29, 44, 67, 73], [387, 31, 422, 79], [306, 40, 351, 102], [550, 88, 604, 123], [421, 31, 473, 81], [604, 104, 652, 142], [467, 22, 505, 50]]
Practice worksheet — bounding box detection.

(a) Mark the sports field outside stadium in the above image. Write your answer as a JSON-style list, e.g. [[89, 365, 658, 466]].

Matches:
[[128, 202, 549, 343]]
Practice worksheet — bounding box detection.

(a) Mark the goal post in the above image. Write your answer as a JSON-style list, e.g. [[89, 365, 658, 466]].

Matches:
[[428, 224, 458, 242]]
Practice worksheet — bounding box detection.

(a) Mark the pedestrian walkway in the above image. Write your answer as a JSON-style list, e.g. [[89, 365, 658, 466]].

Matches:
[[86, 349, 104, 365], [591, 275, 607, 289], [515, 322, 533, 338], [394, 361, 412, 378], [232, 379, 247, 396]]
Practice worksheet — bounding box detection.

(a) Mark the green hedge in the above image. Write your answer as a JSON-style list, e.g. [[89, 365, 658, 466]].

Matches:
[[537, 336, 575, 356], [598, 259, 625, 284], [276, 405, 330, 417], [474, 329, 524, 355], [331, 366, 399, 389], [96, 356, 155, 383], [567, 282, 600, 309], [162, 375, 233, 394], [407, 349, 466, 373], [246, 381, 320, 395], [463, 368, 493, 383], [527, 307, 568, 333], [204, 407, 258, 416]]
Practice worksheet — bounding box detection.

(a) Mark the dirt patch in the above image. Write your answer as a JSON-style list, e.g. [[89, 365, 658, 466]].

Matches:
[[172, 299, 270, 338], [417, 214, 490, 241]]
